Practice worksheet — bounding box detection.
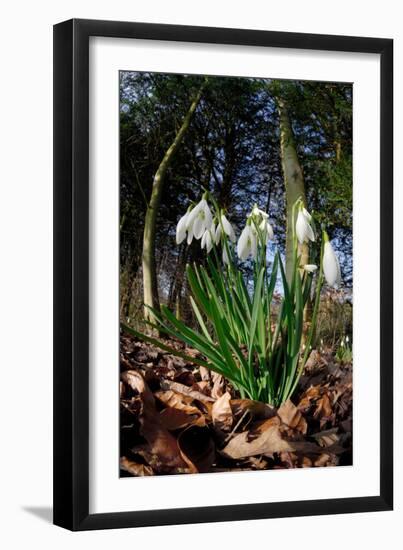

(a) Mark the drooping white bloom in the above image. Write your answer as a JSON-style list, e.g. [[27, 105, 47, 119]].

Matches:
[[222, 246, 230, 265], [176, 212, 189, 244], [201, 229, 213, 253], [296, 207, 315, 245], [259, 218, 274, 242], [323, 240, 341, 288], [302, 264, 318, 273], [252, 205, 269, 219], [220, 214, 236, 243], [186, 199, 213, 240], [214, 223, 222, 245], [302, 207, 312, 221], [237, 224, 257, 261], [251, 205, 274, 243]]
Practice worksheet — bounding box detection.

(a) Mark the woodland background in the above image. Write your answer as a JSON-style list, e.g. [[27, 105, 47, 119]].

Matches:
[[119, 72, 353, 346]]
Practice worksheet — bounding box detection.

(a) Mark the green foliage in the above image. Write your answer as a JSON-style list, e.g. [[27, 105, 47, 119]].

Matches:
[[123, 199, 325, 407], [335, 338, 352, 363]]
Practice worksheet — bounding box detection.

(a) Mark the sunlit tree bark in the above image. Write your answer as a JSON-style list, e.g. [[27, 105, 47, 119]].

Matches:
[[142, 81, 206, 324], [277, 97, 309, 282]]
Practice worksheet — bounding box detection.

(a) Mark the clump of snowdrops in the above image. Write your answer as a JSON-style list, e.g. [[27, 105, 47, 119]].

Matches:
[[336, 335, 352, 364], [127, 192, 341, 406]]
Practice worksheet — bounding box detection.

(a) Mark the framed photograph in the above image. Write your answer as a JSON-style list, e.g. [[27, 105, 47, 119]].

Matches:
[[53, 19, 393, 530]]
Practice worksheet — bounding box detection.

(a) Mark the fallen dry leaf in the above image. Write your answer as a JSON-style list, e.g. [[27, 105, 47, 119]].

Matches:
[[160, 379, 215, 403], [155, 389, 206, 428], [211, 371, 225, 399], [313, 428, 339, 448], [297, 385, 321, 412], [231, 399, 275, 419], [277, 399, 307, 434], [212, 392, 233, 431], [159, 407, 204, 430], [199, 366, 210, 381], [121, 370, 188, 472], [120, 456, 154, 477], [314, 393, 333, 428], [220, 417, 294, 459]]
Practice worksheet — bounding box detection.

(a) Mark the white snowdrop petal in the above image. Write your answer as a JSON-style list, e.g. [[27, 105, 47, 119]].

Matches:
[[237, 226, 250, 259], [192, 216, 204, 240], [204, 204, 213, 229], [177, 212, 188, 232], [296, 209, 314, 244], [296, 211, 308, 244], [201, 231, 207, 249], [323, 241, 341, 287], [176, 213, 188, 244], [239, 243, 249, 261], [215, 224, 222, 245], [176, 229, 186, 244], [251, 233, 258, 259], [306, 222, 315, 242], [221, 215, 236, 242], [205, 231, 213, 253], [266, 222, 274, 241], [185, 206, 198, 229], [303, 264, 318, 272]]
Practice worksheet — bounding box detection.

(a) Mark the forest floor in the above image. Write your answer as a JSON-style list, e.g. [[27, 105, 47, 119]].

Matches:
[[120, 331, 352, 476]]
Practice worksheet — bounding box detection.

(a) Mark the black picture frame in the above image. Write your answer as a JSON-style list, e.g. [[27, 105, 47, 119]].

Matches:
[[53, 18, 393, 531]]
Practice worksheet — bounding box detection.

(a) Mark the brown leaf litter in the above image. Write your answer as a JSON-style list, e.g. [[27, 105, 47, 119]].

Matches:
[[120, 331, 352, 476]]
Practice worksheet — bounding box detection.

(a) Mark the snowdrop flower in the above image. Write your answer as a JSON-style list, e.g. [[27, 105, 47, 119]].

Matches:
[[259, 217, 274, 242], [187, 229, 194, 245], [201, 228, 213, 253], [296, 206, 315, 245], [237, 224, 257, 261], [251, 205, 274, 243], [219, 214, 236, 243], [222, 246, 230, 265], [186, 198, 213, 240], [176, 211, 190, 244], [346, 335, 350, 344], [214, 223, 222, 245], [302, 264, 318, 273], [323, 235, 342, 288], [252, 205, 268, 219]]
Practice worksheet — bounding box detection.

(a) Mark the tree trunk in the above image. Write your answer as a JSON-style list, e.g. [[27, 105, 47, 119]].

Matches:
[[142, 81, 206, 324], [277, 97, 309, 282]]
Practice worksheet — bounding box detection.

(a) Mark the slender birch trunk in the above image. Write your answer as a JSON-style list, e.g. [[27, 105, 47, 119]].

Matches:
[[277, 97, 309, 282], [142, 81, 206, 324]]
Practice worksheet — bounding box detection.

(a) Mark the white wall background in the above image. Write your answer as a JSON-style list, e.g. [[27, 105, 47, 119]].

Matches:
[[0, 1, 400, 548]]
